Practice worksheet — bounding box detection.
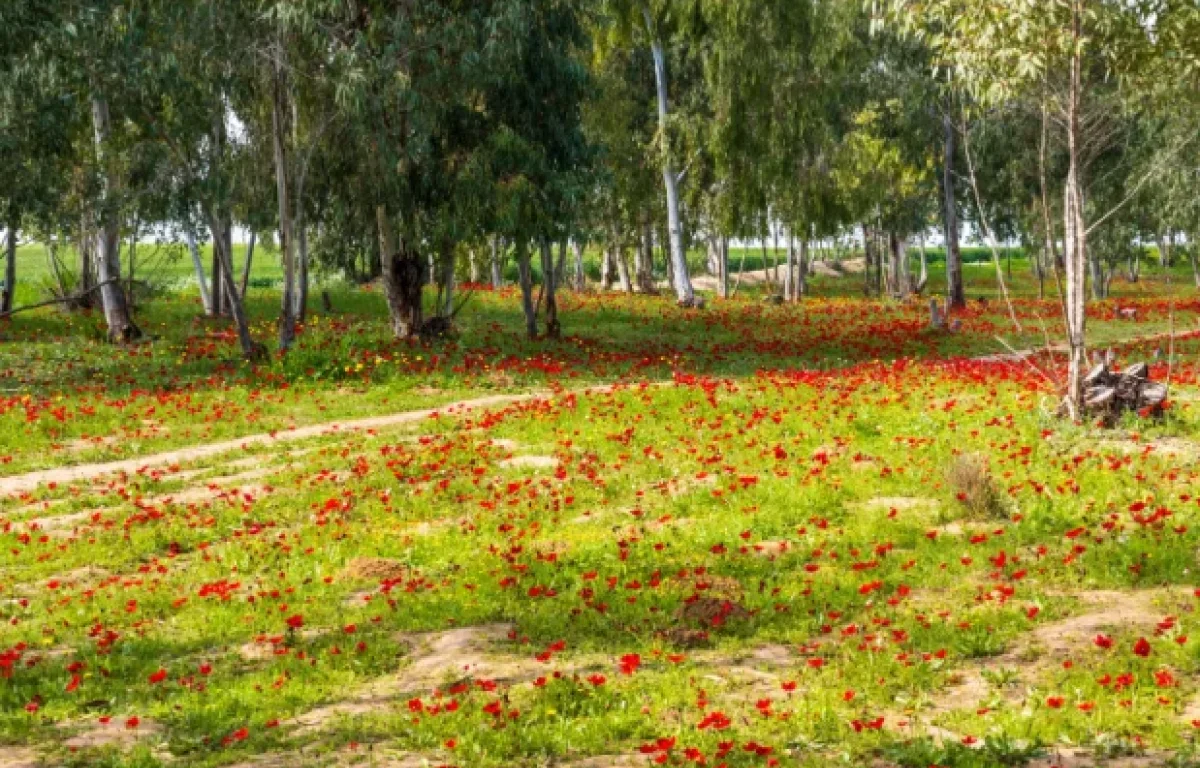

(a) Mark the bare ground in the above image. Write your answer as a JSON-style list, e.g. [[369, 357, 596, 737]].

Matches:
[[0, 393, 541, 497]]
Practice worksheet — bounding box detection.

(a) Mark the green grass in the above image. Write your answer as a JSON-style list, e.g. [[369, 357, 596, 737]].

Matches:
[[2, 255, 1200, 767]]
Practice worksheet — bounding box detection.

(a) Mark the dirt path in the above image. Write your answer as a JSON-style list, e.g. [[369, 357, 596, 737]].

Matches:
[[4, 324, 1193, 498], [974, 327, 1200, 364], [0, 392, 539, 497], [689, 260, 863, 293]]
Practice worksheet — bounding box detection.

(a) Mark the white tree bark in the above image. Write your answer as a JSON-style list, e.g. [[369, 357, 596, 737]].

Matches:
[[491, 237, 504, 288], [1063, 1, 1088, 413], [642, 5, 693, 305], [272, 38, 297, 351], [90, 92, 139, 342], [572, 240, 586, 291], [186, 230, 213, 313]]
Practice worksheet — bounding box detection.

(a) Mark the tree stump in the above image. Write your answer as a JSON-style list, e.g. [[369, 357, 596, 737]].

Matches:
[[1083, 361, 1168, 426]]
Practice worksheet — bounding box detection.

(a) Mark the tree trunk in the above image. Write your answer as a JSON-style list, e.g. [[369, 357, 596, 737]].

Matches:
[[469, 249, 480, 284], [439, 240, 455, 317], [784, 233, 796, 301], [202, 208, 262, 360], [890, 232, 908, 299], [376, 207, 423, 338], [211, 235, 224, 316], [240, 232, 256, 300], [491, 237, 503, 288], [126, 221, 137, 308], [797, 236, 808, 300], [615, 245, 633, 293], [272, 40, 297, 352], [77, 216, 96, 304], [555, 239, 568, 288], [1038, 97, 1060, 307], [719, 237, 729, 299], [3, 216, 17, 314], [1062, 2, 1088, 414], [662, 223, 675, 289], [918, 235, 928, 289], [600, 244, 614, 290], [573, 240, 586, 291], [90, 92, 140, 342], [1126, 250, 1140, 283], [942, 112, 965, 309], [295, 208, 309, 323], [636, 221, 655, 293], [862, 225, 874, 297], [642, 5, 694, 306], [706, 233, 721, 276], [541, 239, 560, 339], [209, 109, 231, 318], [1089, 251, 1106, 300], [1157, 233, 1172, 271], [1189, 235, 1200, 288], [517, 240, 537, 338], [771, 225, 780, 286]]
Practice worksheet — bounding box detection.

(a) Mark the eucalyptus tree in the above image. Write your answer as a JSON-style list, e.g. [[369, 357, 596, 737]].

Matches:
[[9, 0, 153, 341], [583, 42, 661, 293], [329, 1, 497, 339], [0, 8, 78, 314], [598, 0, 704, 305], [132, 0, 266, 358], [483, 0, 592, 337], [887, 0, 1200, 413]]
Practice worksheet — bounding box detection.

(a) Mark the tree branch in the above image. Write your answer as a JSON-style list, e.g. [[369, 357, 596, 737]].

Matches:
[[0, 279, 122, 319], [1086, 134, 1196, 237]]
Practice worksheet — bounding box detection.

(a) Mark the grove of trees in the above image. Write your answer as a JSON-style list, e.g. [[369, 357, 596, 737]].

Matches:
[[1, 0, 1198, 413]]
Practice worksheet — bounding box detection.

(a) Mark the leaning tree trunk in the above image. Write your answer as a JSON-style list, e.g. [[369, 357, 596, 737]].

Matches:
[[540, 239, 560, 339], [240, 232, 256, 300], [943, 112, 965, 309], [1062, 3, 1089, 414], [516, 240, 538, 338], [376, 207, 424, 338], [90, 92, 140, 343], [642, 6, 694, 306], [186, 229, 213, 314], [210, 234, 224, 317], [2, 215, 17, 315], [202, 208, 263, 360], [271, 40, 297, 352]]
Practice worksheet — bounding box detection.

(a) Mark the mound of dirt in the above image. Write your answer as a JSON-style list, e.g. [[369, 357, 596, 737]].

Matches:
[[339, 557, 412, 583]]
